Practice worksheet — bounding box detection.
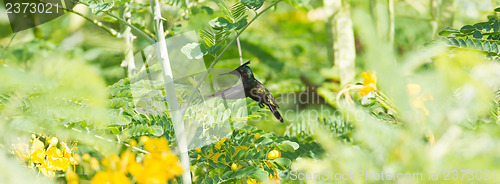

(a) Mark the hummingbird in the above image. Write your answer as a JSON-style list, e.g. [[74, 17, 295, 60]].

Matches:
[[208, 61, 284, 122]]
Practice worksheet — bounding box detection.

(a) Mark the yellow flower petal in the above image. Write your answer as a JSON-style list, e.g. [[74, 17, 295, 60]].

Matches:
[[359, 71, 377, 96], [46, 147, 63, 158], [91, 171, 130, 184], [32, 138, 45, 153], [49, 137, 58, 147], [31, 149, 46, 164]]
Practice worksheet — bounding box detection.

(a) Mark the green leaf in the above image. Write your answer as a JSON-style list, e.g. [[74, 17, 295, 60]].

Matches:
[[484, 23, 492, 32], [231, 3, 248, 21], [212, 175, 221, 183], [473, 30, 483, 39], [474, 24, 483, 31], [88, 2, 115, 14], [233, 149, 246, 160], [181, 42, 203, 60], [210, 17, 231, 30], [221, 171, 233, 179], [201, 6, 214, 14], [231, 18, 248, 31], [272, 158, 291, 169], [231, 167, 253, 178], [151, 125, 164, 136], [492, 42, 499, 53], [460, 25, 476, 34], [466, 39, 475, 48], [475, 40, 483, 50], [484, 41, 491, 52], [458, 38, 467, 48], [240, 0, 265, 10], [439, 27, 460, 36], [495, 7, 500, 12], [282, 0, 304, 8], [279, 140, 300, 150], [243, 149, 257, 159], [494, 20, 499, 32], [449, 38, 460, 47], [109, 127, 120, 135], [253, 150, 266, 159], [251, 168, 269, 182]]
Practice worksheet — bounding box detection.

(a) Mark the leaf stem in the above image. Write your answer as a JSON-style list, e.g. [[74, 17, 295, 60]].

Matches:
[[77, 1, 156, 43], [105, 12, 156, 43], [0, 32, 17, 60]]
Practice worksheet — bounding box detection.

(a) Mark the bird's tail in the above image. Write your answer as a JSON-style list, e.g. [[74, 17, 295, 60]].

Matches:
[[268, 104, 284, 123]]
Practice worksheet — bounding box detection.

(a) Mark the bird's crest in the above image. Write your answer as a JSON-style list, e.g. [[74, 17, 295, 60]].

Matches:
[[236, 60, 251, 70]]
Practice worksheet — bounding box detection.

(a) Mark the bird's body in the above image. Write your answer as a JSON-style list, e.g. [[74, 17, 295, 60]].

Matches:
[[208, 61, 283, 122]]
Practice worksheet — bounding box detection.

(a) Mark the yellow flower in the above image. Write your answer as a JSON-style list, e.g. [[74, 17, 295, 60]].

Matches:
[[46, 147, 63, 158], [268, 174, 281, 184], [12, 143, 30, 161], [66, 171, 79, 184], [246, 178, 261, 184], [254, 133, 261, 140], [90, 157, 101, 171], [214, 137, 227, 150], [31, 149, 46, 164], [407, 83, 433, 116], [32, 138, 45, 153], [91, 137, 183, 184], [144, 137, 169, 153], [13, 136, 79, 177], [130, 137, 183, 184], [91, 171, 130, 184], [359, 71, 377, 96], [49, 137, 58, 146], [267, 149, 281, 160], [38, 164, 55, 177], [52, 157, 71, 171]]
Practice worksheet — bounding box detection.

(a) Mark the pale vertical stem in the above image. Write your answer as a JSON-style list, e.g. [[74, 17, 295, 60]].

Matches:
[[388, 0, 395, 47], [438, 0, 455, 29], [236, 34, 243, 65], [150, 0, 191, 183], [429, 0, 439, 38], [123, 3, 136, 75], [325, 0, 356, 86]]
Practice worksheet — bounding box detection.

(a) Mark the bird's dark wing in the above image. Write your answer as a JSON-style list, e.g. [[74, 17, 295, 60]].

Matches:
[[206, 85, 246, 99], [266, 93, 279, 108], [255, 82, 283, 122]]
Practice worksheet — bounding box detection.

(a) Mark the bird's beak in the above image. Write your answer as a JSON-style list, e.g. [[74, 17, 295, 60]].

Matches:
[[220, 70, 237, 76]]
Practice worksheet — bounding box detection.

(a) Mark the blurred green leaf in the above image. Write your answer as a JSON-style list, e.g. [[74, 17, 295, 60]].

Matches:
[[460, 25, 476, 34]]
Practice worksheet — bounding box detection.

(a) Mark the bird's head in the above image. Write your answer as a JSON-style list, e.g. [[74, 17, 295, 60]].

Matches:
[[220, 61, 254, 78]]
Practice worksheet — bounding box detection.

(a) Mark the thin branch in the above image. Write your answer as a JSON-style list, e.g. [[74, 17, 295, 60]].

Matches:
[[105, 12, 156, 43], [71, 128, 148, 154], [0, 32, 17, 60], [388, 0, 394, 47], [67, 10, 117, 36], [77, 1, 156, 43], [236, 34, 243, 65]]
